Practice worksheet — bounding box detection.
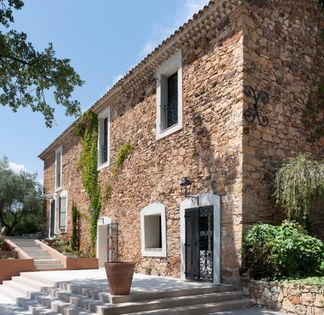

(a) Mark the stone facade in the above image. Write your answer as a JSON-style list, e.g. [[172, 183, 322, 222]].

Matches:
[[241, 0, 324, 238], [248, 280, 324, 315], [39, 0, 323, 285]]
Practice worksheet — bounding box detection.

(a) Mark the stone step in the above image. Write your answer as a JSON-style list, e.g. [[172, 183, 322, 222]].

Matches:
[[34, 259, 62, 264], [0, 282, 28, 303], [126, 298, 253, 314], [110, 285, 234, 304], [0, 304, 31, 315], [32, 256, 54, 260], [23, 251, 51, 256], [2, 279, 40, 296], [97, 291, 244, 315], [18, 274, 58, 288], [35, 266, 65, 271]]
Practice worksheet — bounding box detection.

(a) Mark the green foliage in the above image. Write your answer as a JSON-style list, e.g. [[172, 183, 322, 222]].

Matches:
[[115, 143, 134, 169], [103, 143, 134, 200], [0, 156, 43, 235], [0, 0, 83, 127], [274, 153, 324, 225], [74, 111, 100, 256], [242, 221, 324, 280], [45, 238, 87, 258], [282, 277, 324, 285], [70, 202, 79, 251]]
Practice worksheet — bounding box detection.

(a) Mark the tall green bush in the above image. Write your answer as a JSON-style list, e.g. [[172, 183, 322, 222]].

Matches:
[[274, 153, 324, 225], [70, 202, 79, 251], [242, 220, 324, 279]]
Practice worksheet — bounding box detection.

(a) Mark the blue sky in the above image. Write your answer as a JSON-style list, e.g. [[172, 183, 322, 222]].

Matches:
[[0, 0, 209, 182]]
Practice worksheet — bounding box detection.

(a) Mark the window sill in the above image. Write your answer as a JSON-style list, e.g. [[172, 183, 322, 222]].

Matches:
[[142, 248, 166, 257], [156, 123, 182, 140], [97, 162, 109, 171], [55, 187, 62, 193]]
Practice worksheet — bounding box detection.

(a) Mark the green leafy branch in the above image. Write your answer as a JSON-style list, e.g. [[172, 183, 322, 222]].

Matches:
[[274, 153, 324, 226]]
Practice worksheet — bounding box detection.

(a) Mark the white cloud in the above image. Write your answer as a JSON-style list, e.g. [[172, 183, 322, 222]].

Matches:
[[9, 161, 30, 174], [138, 0, 209, 59]]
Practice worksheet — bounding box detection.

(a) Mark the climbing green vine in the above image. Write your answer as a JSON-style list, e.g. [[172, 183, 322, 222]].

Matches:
[[74, 111, 100, 256], [74, 111, 134, 255]]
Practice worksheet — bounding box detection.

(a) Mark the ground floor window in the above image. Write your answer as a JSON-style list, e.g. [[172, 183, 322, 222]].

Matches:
[[140, 202, 166, 257], [58, 192, 68, 233]]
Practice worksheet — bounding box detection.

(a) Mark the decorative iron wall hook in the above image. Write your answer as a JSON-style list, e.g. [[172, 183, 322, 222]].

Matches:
[[243, 85, 269, 126]]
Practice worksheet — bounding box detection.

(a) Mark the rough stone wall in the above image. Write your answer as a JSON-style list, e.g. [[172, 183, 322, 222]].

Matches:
[[42, 133, 88, 244], [42, 22, 245, 284], [248, 280, 324, 315], [98, 28, 244, 284], [41, 0, 323, 285], [240, 0, 324, 237]]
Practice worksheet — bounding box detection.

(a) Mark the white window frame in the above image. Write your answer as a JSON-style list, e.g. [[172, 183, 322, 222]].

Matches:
[[156, 50, 183, 140], [140, 202, 167, 257], [55, 146, 62, 191], [97, 107, 110, 170], [58, 190, 68, 233]]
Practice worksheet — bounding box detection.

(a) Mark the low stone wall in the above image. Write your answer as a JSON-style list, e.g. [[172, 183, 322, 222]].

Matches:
[[248, 280, 324, 315]]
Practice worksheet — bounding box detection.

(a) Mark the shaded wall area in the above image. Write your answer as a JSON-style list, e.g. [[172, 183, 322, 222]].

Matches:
[[241, 0, 324, 237]]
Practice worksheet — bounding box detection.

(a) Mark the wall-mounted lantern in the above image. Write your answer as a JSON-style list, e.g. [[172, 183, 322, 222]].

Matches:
[[243, 85, 269, 126], [179, 177, 199, 205]]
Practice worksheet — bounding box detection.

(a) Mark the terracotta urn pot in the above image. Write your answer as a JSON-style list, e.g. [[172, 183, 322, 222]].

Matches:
[[104, 262, 135, 295]]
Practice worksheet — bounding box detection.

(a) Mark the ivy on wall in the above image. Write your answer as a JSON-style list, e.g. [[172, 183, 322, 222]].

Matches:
[[74, 111, 100, 255], [74, 111, 134, 255]]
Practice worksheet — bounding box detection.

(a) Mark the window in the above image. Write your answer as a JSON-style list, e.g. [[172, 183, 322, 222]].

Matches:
[[140, 203, 167, 257], [55, 146, 62, 191], [58, 192, 68, 233], [156, 50, 183, 139], [98, 107, 110, 169]]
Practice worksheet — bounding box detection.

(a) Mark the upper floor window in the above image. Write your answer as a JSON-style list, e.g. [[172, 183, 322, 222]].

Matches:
[[156, 50, 183, 139], [98, 107, 110, 169], [55, 146, 62, 191]]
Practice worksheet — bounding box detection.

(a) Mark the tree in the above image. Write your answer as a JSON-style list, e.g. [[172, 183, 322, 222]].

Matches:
[[0, 0, 83, 127], [274, 153, 324, 226], [0, 156, 43, 235]]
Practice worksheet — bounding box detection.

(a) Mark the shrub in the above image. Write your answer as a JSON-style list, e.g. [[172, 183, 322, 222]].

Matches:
[[70, 202, 79, 251], [242, 220, 324, 279]]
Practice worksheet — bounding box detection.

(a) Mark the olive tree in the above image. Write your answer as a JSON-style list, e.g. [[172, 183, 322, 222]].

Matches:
[[0, 157, 43, 235]]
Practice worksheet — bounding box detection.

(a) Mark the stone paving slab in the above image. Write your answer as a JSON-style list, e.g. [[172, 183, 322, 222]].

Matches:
[[18, 268, 219, 293]]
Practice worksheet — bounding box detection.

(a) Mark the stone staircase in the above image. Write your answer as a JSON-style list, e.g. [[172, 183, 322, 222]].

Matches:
[[8, 238, 64, 270], [0, 270, 253, 315]]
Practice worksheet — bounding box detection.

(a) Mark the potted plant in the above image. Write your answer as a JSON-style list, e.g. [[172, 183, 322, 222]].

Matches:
[[104, 222, 135, 295], [104, 261, 135, 295]]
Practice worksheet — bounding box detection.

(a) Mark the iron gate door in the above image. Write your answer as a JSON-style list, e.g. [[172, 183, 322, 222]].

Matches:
[[185, 205, 214, 282]]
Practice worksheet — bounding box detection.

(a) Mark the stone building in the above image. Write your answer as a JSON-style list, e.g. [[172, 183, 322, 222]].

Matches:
[[39, 0, 323, 286]]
